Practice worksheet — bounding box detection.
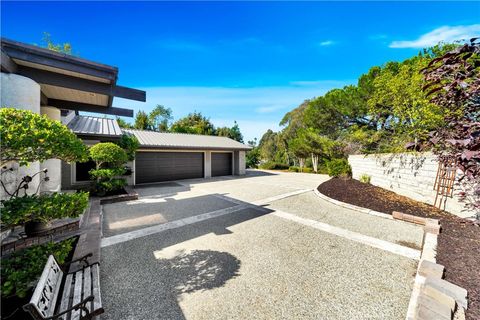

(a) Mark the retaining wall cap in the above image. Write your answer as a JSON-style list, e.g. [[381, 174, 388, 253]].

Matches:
[[418, 260, 445, 279], [424, 277, 468, 309], [417, 294, 453, 318], [421, 284, 456, 312], [415, 304, 450, 320]]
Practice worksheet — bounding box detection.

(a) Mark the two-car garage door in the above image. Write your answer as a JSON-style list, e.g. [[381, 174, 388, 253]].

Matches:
[[135, 152, 204, 184], [135, 151, 233, 184]]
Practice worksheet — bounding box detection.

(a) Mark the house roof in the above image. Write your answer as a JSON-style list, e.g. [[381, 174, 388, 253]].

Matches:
[[123, 129, 252, 151], [1, 38, 145, 117], [67, 115, 123, 138]]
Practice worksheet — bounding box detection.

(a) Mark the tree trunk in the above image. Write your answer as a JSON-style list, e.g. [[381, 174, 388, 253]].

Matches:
[[312, 153, 318, 173], [299, 158, 305, 172]]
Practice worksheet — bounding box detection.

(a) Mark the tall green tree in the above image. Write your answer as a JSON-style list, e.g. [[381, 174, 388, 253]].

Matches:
[[116, 117, 133, 129], [149, 105, 173, 132], [216, 121, 244, 142], [170, 112, 216, 135], [134, 111, 150, 130]]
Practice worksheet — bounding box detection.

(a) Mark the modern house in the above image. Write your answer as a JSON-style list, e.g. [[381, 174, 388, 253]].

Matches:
[[1, 38, 249, 195], [62, 115, 251, 189]]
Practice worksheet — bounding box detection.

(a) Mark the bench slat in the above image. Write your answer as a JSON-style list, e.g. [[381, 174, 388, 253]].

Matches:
[[91, 264, 103, 313], [71, 270, 84, 320], [83, 267, 92, 314], [58, 273, 74, 320]]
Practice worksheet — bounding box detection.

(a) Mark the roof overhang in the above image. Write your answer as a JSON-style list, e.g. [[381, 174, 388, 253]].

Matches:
[[137, 145, 253, 151], [1, 38, 145, 117]]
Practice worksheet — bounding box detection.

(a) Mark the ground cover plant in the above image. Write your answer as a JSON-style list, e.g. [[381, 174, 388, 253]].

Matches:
[[1, 238, 77, 320], [0, 191, 88, 227], [318, 178, 480, 320]]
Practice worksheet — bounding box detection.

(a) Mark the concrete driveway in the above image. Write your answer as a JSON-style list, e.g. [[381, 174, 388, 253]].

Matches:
[[100, 170, 422, 320]]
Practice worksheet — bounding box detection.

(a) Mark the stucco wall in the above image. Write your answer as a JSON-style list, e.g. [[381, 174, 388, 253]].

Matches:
[[40, 107, 62, 193], [348, 152, 474, 218], [238, 151, 246, 175], [1, 73, 41, 200]]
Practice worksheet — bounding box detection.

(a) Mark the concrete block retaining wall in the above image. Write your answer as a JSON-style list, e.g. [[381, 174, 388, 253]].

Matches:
[[348, 152, 474, 218]]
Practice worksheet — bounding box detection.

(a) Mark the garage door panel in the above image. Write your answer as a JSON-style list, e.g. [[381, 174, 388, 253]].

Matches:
[[212, 152, 232, 177], [136, 152, 204, 183]]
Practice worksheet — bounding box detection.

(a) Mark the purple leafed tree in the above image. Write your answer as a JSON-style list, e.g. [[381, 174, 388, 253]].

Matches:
[[423, 38, 480, 218]]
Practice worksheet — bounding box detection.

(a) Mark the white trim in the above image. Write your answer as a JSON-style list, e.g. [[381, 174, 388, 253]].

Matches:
[[272, 209, 421, 260]]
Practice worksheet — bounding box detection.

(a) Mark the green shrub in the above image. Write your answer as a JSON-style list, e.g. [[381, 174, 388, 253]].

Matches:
[[0, 108, 88, 166], [259, 162, 289, 170], [96, 178, 127, 193], [89, 143, 127, 167], [289, 166, 300, 172], [0, 192, 89, 227], [89, 143, 128, 194], [1, 238, 76, 298], [89, 168, 126, 180], [359, 174, 371, 184], [326, 159, 352, 178], [303, 167, 314, 173], [117, 133, 139, 161]]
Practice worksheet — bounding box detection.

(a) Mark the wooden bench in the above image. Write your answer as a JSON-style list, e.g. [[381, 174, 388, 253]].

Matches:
[[23, 253, 104, 320]]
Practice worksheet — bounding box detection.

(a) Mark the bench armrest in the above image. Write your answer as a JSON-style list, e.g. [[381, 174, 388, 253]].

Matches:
[[44, 295, 94, 320], [62, 253, 93, 271]]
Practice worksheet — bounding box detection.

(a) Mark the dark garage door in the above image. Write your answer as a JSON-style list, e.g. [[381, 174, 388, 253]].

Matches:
[[135, 152, 204, 184], [212, 152, 232, 177]]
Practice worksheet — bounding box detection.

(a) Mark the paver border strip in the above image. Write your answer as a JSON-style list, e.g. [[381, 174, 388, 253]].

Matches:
[[313, 188, 394, 220]]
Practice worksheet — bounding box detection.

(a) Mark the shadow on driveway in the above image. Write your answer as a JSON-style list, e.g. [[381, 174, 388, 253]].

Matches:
[[101, 207, 269, 320]]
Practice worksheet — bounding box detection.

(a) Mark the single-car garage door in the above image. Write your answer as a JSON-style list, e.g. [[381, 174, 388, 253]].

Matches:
[[135, 152, 204, 184], [212, 152, 232, 177]]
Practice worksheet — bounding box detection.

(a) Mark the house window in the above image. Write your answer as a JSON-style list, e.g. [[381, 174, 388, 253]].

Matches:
[[75, 160, 96, 182]]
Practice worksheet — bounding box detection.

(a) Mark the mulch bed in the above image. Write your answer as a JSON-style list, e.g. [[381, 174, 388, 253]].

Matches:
[[318, 178, 480, 320]]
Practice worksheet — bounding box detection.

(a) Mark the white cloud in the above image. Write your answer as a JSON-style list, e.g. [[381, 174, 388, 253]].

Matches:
[[113, 81, 353, 142], [390, 24, 480, 48], [319, 40, 335, 46]]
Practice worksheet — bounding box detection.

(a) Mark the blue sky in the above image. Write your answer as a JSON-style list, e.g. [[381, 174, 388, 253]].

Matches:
[[2, 1, 479, 142]]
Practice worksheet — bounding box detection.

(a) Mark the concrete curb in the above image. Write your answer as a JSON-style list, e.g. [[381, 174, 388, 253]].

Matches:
[[313, 188, 394, 220]]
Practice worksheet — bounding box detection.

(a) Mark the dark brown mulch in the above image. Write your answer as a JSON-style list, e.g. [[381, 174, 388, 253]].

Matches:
[[318, 178, 480, 320]]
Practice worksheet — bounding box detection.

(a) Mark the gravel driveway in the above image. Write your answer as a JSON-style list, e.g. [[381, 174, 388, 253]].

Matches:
[[100, 170, 421, 320]]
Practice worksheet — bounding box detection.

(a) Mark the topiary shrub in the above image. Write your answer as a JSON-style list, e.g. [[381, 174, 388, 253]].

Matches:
[[0, 191, 89, 227], [89, 143, 128, 195], [326, 159, 352, 178], [1, 238, 76, 298]]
